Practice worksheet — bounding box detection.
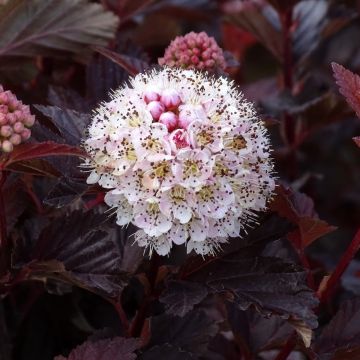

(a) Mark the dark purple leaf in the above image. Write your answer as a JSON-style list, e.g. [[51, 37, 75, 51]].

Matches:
[[225, 1, 283, 60], [159, 280, 208, 317], [332, 62, 360, 119], [3, 142, 85, 169], [35, 105, 90, 146], [48, 86, 90, 113], [54, 337, 140, 360], [270, 185, 336, 248], [94, 46, 150, 76], [314, 298, 360, 359], [148, 310, 218, 355], [27, 210, 128, 299], [187, 255, 318, 329], [139, 344, 195, 360], [43, 176, 88, 208]]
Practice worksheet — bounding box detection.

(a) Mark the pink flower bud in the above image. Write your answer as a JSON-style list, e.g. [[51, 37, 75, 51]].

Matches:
[[0, 105, 8, 114], [144, 90, 160, 104], [0, 85, 3, 92], [0, 113, 7, 125], [10, 133, 21, 145], [178, 110, 194, 129], [20, 128, 31, 141], [13, 121, 24, 133], [160, 89, 181, 109], [191, 56, 199, 64], [8, 100, 18, 111], [159, 32, 226, 73], [147, 101, 165, 120], [159, 111, 178, 132], [6, 113, 16, 125], [1, 125, 12, 137], [23, 114, 35, 127], [14, 110, 24, 121], [2, 140, 13, 153], [0, 92, 8, 104]]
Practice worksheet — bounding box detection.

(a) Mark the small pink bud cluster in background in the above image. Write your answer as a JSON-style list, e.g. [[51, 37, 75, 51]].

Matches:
[[0, 85, 34, 153], [158, 31, 227, 72]]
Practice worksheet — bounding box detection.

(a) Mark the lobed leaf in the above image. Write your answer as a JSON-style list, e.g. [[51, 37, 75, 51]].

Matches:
[[270, 185, 336, 249], [35, 105, 90, 146], [139, 344, 195, 360], [0, 0, 119, 67], [186, 254, 318, 329], [314, 298, 360, 359], [3, 142, 85, 168], [148, 310, 218, 356], [332, 62, 360, 119], [54, 337, 140, 360], [93, 46, 150, 76], [159, 280, 208, 317], [27, 210, 128, 299]]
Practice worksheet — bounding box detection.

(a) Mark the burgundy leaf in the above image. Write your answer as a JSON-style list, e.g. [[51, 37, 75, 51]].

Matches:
[[35, 105, 90, 146], [314, 298, 360, 359], [332, 62, 360, 119], [148, 310, 218, 356], [159, 280, 208, 317], [54, 337, 140, 360], [5, 159, 61, 177], [27, 210, 128, 299], [224, 1, 283, 60], [3, 142, 85, 169], [44, 177, 88, 208], [270, 185, 336, 248], [93, 46, 150, 76], [186, 255, 318, 329], [139, 344, 195, 360], [353, 136, 360, 147]]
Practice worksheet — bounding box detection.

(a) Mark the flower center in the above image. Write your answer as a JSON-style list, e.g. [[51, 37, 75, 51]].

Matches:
[[170, 185, 186, 202], [183, 159, 199, 177]]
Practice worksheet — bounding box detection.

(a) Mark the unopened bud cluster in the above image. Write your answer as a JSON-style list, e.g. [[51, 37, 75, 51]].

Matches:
[[158, 31, 226, 73], [0, 85, 34, 152]]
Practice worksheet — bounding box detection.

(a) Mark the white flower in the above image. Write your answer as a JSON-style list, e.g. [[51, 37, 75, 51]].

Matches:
[[83, 67, 275, 256]]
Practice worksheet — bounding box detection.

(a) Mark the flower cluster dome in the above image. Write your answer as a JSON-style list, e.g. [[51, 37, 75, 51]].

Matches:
[[83, 68, 275, 256], [158, 31, 226, 73], [0, 85, 34, 152]]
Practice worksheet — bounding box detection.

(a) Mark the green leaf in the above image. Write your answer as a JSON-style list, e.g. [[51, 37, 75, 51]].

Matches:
[[0, 0, 119, 67]]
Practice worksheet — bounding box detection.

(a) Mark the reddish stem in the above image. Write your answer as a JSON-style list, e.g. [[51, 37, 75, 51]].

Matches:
[[109, 299, 130, 335], [130, 254, 161, 338], [274, 332, 296, 360], [319, 228, 360, 303]]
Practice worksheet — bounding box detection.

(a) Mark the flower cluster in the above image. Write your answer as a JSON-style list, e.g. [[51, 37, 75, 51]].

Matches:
[[158, 32, 227, 73], [83, 68, 275, 256], [0, 85, 34, 153]]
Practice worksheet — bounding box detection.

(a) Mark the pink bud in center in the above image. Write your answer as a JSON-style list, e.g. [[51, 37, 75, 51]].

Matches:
[[144, 90, 160, 104], [147, 101, 165, 120], [160, 89, 181, 109], [178, 110, 194, 129], [159, 111, 178, 132]]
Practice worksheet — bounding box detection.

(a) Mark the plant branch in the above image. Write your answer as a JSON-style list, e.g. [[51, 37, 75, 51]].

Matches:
[[274, 332, 296, 360], [109, 299, 130, 335], [129, 253, 161, 338], [318, 228, 360, 303]]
